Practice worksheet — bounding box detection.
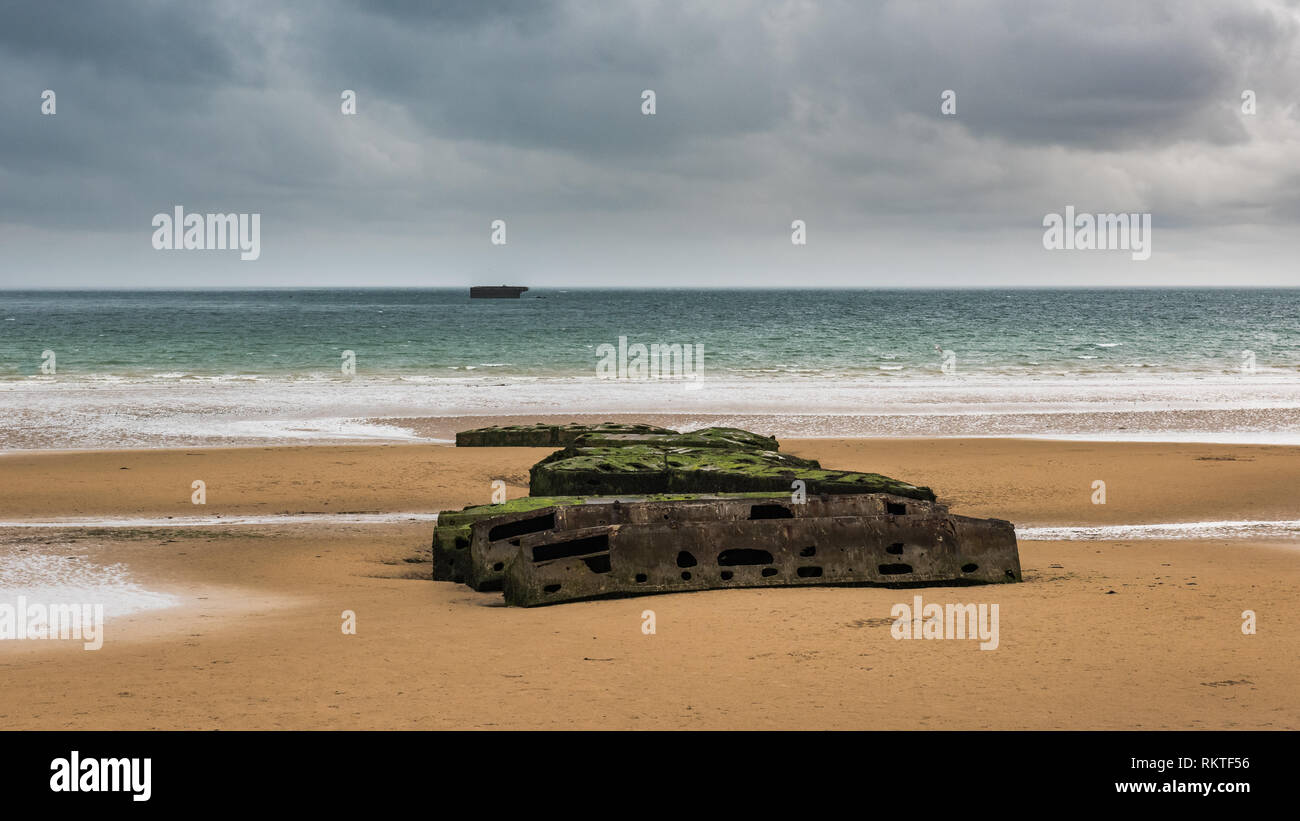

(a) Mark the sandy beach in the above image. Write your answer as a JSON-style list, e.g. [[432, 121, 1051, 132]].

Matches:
[[2, 435, 1297, 730]]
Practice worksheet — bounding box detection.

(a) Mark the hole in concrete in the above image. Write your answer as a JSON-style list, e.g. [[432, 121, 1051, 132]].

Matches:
[[676, 550, 698, 568], [720, 571, 734, 580], [489, 512, 555, 542], [799, 545, 816, 557], [681, 571, 692, 581], [878, 563, 913, 575], [717, 548, 775, 566], [761, 567, 778, 577], [796, 566, 823, 578], [492, 562, 504, 571], [886, 543, 904, 555], [583, 555, 612, 574], [886, 502, 907, 515], [532, 533, 610, 563], [961, 563, 978, 573], [455, 536, 469, 550], [1005, 569, 1017, 579], [749, 504, 794, 520], [635, 573, 648, 583], [543, 584, 561, 593]]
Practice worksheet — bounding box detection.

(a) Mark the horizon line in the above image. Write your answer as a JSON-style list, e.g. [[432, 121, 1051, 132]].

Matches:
[[3, 284, 1299, 292]]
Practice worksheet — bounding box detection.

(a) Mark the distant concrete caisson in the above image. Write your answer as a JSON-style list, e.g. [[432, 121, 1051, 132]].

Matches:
[[469, 285, 529, 299]]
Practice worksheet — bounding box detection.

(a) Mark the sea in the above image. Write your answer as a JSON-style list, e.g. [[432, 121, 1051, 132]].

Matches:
[[1, 288, 1298, 449]]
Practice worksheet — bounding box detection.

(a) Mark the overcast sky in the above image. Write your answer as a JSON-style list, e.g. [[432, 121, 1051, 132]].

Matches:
[[2, 0, 1298, 288]]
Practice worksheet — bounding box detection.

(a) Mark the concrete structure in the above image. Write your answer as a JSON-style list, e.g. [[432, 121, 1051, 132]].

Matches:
[[502, 505, 1020, 606], [467, 492, 947, 591], [433, 423, 1017, 605], [454, 422, 676, 447], [469, 285, 528, 298], [529, 444, 936, 501]]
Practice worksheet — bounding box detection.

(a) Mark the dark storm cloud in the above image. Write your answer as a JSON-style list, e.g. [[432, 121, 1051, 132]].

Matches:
[[0, 0, 1297, 286], [297, 1, 790, 154], [354, 0, 560, 26], [0, 0, 259, 85], [790, 0, 1297, 150]]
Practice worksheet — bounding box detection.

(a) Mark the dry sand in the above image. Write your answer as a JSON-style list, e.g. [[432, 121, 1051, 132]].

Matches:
[[2, 438, 1297, 729]]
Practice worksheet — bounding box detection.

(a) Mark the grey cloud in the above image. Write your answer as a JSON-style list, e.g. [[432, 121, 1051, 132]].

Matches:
[[0, 0, 1297, 286], [0, 0, 260, 85]]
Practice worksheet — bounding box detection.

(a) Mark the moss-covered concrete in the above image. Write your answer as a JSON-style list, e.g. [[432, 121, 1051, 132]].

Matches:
[[467, 492, 948, 592], [528, 444, 935, 501], [504, 513, 1021, 607], [454, 422, 677, 447], [436, 423, 937, 584], [431, 491, 794, 582], [572, 426, 780, 450], [660, 427, 779, 451], [432, 495, 590, 581]]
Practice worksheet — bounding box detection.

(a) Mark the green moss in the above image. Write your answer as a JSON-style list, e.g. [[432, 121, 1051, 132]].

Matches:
[[572, 427, 780, 450], [529, 444, 934, 501], [665, 447, 818, 472], [664, 427, 779, 450], [438, 489, 791, 524], [571, 433, 678, 447]]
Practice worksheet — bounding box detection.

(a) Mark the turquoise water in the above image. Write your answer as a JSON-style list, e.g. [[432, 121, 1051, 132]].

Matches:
[[2, 288, 1297, 380], [2, 288, 1298, 449]]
